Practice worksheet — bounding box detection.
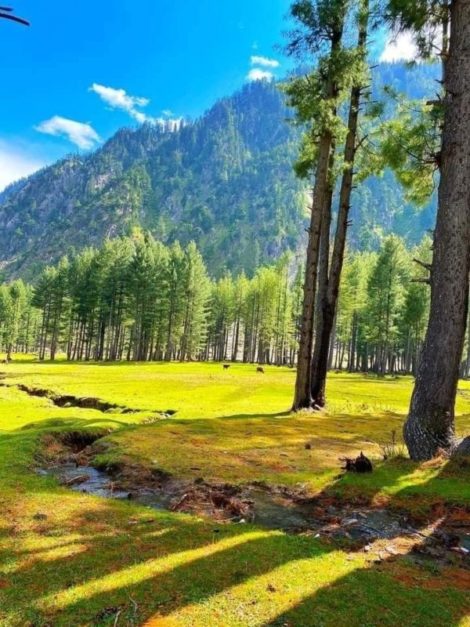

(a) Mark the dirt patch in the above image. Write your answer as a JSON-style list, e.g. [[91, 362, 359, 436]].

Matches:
[[56, 430, 109, 453], [423, 568, 470, 590], [16, 383, 141, 413], [38, 430, 110, 465], [390, 563, 470, 591]]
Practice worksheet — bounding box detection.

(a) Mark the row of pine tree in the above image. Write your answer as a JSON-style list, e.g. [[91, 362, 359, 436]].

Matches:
[[4, 230, 468, 375]]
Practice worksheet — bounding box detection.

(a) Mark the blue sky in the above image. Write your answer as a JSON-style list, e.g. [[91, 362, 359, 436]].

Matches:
[[0, 1, 403, 190]]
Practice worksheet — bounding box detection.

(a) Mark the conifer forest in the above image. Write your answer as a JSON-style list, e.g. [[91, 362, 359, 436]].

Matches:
[[0, 2, 469, 626]]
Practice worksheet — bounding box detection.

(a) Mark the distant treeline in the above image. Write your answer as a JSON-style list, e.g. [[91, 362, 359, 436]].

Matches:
[[1, 232, 468, 375]]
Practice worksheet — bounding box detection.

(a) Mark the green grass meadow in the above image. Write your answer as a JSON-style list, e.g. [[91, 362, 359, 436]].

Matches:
[[0, 359, 469, 626]]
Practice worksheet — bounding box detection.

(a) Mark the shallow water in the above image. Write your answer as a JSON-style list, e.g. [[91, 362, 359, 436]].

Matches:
[[41, 463, 413, 538], [43, 464, 131, 499], [41, 463, 318, 528], [43, 464, 187, 511], [247, 489, 314, 529]]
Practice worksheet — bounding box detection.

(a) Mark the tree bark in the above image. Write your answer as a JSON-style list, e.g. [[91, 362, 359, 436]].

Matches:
[[310, 1, 369, 406], [292, 131, 334, 410], [310, 148, 335, 402], [404, 0, 470, 460]]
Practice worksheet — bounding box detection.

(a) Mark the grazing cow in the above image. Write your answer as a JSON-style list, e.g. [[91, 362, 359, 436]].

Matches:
[[257, 366, 265, 373], [223, 364, 231, 370]]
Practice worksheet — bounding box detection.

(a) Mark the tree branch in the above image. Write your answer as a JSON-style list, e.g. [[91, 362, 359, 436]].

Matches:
[[413, 258, 432, 272]]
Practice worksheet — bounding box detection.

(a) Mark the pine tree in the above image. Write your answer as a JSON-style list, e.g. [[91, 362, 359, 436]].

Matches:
[[179, 242, 211, 361], [310, 0, 371, 405], [285, 0, 351, 410]]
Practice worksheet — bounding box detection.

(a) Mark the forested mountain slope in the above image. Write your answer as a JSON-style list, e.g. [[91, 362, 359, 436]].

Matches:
[[0, 63, 437, 279]]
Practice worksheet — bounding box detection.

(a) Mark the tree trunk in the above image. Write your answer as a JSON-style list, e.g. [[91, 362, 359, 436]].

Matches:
[[404, 0, 470, 460], [310, 1, 369, 406], [310, 147, 335, 403], [292, 130, 334, 410]]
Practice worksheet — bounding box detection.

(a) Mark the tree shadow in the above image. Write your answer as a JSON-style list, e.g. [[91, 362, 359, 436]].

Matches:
[[1, 491, 327, 625], [1, 421, 468, 626], [265, 457, 470, 626]]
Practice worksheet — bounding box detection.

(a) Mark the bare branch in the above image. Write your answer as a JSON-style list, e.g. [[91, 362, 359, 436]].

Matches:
[[413, 258, 432, 272], [0, 12, 29, 25], [412, 278, 431, 286]]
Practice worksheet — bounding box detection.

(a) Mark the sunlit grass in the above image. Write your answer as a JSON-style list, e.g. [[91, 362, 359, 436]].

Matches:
[[0, 360, 469, 625]]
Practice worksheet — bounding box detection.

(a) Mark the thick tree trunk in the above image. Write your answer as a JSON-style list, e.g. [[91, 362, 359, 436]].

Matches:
[[310, 3, 368, 406], [465, 308, 470, 378], [404, 0, 470, 460]]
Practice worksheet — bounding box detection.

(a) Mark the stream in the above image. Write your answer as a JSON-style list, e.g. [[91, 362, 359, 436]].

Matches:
[[38, 461, 461, 549]]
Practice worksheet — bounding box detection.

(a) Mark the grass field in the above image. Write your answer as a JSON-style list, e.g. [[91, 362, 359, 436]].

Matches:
[[0, 359, 469, 626]]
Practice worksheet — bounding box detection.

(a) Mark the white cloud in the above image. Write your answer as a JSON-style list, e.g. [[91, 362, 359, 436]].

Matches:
[[35, 116, 100, 150], [247, 68, 274, 82], [90, 83, 151, 123], [250, 55, 280, 68], [90, 83, 182, 130], [132, 110, 147, 124], [380, 31, 419, 63], [0, 141, 45, 191]]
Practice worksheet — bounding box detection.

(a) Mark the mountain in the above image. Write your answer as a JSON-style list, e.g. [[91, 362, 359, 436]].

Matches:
[[0, 64, 437, 280]]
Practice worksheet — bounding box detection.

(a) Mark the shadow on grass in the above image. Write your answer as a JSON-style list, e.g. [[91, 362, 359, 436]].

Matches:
[[1, 423, 468, 626], [266, 459, 470, 626]]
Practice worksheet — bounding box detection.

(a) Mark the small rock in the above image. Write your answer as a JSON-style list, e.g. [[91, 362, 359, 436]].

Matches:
[[364, 544, 372, 553], [385, 545, 399, 556], [305, 443, 312, 450], [342, 518, 359, 526]]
